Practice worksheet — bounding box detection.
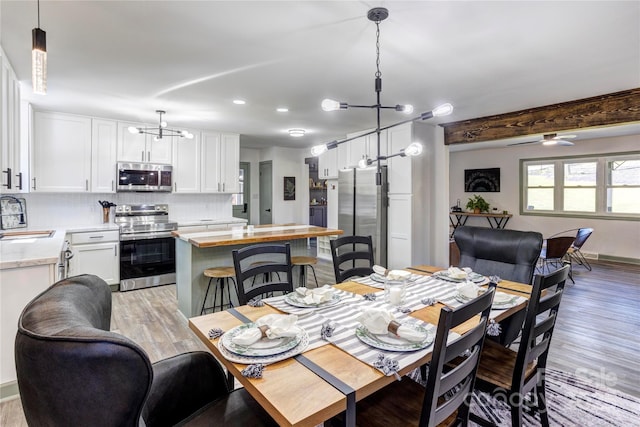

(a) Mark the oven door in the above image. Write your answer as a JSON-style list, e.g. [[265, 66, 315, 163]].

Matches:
[[119, 236, 176, 291]]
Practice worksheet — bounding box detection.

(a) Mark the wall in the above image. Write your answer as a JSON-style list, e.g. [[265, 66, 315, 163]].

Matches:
[[21, 192, 232, 228], [449, 134, 639, 261], [253, 146, 309, 225]]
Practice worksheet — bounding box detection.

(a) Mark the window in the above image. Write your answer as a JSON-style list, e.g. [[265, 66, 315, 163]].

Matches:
[[521, 153, 640, 218]]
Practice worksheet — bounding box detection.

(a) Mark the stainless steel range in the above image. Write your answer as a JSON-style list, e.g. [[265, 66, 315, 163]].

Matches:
[[115, 204, 178, 291]]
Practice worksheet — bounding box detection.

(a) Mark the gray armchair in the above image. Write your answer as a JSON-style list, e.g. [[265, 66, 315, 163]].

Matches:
[[15, 274, 277, 427], [453, 226, 543, 345]]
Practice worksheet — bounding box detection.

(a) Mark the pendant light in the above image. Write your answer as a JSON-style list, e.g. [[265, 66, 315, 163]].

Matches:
[[127, 110, 194, 140], [311, 7, 453, 185], [32, 0, 47, 95]]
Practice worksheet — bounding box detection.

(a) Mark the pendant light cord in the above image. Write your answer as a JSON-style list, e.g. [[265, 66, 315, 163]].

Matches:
[[37, 0, 40, 27], [375, 21, 381, 79]]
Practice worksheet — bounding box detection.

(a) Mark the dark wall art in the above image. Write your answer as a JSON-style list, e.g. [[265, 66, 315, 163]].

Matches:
[[464, 168, 501, 192], [284, 176, 296, 200]]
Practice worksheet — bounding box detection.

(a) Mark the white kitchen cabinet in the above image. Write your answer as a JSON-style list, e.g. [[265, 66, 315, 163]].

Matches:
[[387, 194, 414, 269], [387, 123, 414, 194], [32, 112, 92, 192], [172, 129, 201, 193], [68, 230, 119, 285], [318, 145, 338, 179], [1, 263, 56, 386], [116, 121, 173, 164], [201, 132, 239, 193], [343, 130, 388, 170], [1, 48, 24, 194], [91, 119, 117, 192]]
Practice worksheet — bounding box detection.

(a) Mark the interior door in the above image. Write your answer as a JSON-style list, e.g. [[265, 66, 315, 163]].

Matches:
[[232, 162, 250, 222], [259, 161, 272, 225]]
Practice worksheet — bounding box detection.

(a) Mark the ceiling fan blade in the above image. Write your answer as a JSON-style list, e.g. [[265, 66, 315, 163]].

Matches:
[[507, 140, 538, 146]]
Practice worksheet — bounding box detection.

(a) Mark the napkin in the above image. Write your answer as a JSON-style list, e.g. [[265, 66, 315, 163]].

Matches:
[[372, 265, 387, 276], [457, 281, 480, 299], [386, 270, 411, 281], [231, 314, 299, 346], [295, 285, 334, 304], [356, 308, 428, 343], [447, 266, 468, 279]]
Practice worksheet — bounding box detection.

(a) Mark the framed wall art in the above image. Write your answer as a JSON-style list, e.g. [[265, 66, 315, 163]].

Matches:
[[464, 168, 500, 192], [284, 176, 296, 200]]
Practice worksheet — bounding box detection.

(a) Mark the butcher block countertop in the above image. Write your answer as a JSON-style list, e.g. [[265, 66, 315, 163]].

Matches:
[[172, 224, 343, 248]]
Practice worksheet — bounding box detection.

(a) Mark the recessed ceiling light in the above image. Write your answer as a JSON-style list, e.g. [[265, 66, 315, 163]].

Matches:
[[288, 128, 305, 137], [277, 107, 289, 112], [233, 99, 246, 105]]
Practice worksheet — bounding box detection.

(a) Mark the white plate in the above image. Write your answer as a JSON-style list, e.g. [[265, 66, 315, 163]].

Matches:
[[370, 273, 386, 283], [355, 324, 434, 352], [284, 292, 342, 308], [218, 328, 310, 365], [454, 291, 519, 309], [434, 271, 487, 284], [221, 323, 302, 357]]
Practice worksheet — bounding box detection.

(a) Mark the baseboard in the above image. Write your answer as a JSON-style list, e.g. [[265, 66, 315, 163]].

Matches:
[[0, 380, 19, 402], [598, 254, 640, 265]]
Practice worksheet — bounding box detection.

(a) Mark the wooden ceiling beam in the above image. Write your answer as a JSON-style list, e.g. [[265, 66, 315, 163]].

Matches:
[[440, 88, 640, 145]]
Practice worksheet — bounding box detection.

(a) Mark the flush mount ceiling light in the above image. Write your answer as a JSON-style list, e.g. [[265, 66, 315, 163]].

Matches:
[[311, 7, 453, 185], [127, 110, 194, 141], [233, 99, 246, 105], [288, 128, 306, 137], [277, 107, 289, 112], [32, 0, 47, 95]]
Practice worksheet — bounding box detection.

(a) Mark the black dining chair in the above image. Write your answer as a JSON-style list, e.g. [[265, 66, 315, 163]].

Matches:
[[453, 225, 543, 346], [344, 283, 497, 427], [232, 243, 294, 305], [15, 274, 278, 427], [329, 235, 375, 283], [465, 265, 570, 427]]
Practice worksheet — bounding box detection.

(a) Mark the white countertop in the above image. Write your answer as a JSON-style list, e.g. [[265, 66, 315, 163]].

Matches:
[[175, 217, 248, 227], [0, 228, 67, 270]]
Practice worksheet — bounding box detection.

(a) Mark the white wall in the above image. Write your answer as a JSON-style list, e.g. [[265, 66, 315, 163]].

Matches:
[[449, 134, 640, 261], [22, 192, 232, 228]]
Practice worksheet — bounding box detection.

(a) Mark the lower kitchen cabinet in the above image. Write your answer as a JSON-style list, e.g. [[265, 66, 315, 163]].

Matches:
[[68, 230, 120, 286], [309, 205, 327, 227]]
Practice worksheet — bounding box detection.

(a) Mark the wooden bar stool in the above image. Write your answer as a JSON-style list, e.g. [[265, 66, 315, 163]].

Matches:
[[201, 266, 237, 315], [291, 256, 318, 288]]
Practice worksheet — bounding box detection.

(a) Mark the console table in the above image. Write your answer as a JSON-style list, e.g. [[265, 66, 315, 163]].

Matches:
[[449, 212, 512, 237]]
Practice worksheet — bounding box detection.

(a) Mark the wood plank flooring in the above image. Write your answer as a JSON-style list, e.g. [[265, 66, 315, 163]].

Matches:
[[1, 257, 638, 426]]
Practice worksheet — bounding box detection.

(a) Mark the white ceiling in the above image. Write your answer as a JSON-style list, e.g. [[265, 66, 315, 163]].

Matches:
[[1, 1, 639, 151]]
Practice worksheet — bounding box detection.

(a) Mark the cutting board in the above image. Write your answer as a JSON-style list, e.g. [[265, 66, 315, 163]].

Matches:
[[0, 196, 27, 230]]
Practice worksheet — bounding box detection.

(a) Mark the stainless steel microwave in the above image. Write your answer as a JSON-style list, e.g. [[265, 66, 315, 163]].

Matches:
[[117, 162, 172, 192]]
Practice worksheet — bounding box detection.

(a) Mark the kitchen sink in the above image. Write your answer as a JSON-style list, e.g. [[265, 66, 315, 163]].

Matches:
[[0, 230, 56, 240]]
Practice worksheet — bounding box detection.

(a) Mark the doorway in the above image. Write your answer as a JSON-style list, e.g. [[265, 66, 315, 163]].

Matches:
[[232, 162, 250, 222], [259, 161, 273, 225]]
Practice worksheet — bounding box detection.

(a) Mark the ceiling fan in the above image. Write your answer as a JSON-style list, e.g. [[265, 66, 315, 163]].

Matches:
[[508, 133, 577, 147]]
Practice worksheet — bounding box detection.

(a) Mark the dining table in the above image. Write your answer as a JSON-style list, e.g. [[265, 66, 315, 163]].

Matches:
[[188, 264, 532, 427]]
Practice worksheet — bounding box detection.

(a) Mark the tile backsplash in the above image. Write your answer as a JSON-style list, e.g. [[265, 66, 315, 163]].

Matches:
[[21, 193, 233, 228]]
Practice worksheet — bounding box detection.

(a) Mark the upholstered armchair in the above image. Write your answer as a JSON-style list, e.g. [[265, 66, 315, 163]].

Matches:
[[15, 274, 277, 427], [453, 226, 543, 345]]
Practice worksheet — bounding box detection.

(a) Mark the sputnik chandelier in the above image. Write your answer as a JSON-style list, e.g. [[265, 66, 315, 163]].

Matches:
[[311, 7, 453, 185], [128, 110, 194, 140]]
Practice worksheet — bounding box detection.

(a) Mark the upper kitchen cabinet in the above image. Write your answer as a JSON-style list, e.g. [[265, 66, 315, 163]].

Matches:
[[32, 112, 92, 192], [201, 132, 239, 193], [116, 121, 173, 164], [91, 119, 117, 192], [318, 145, 339, 179], [342, 130, 388, 170], [172, 129, 201, 193], [1, 48, 24, 194]]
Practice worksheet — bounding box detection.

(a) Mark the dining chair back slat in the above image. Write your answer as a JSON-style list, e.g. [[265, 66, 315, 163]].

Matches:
[[232, 243, 294, 305], [330, 235, 375, 283]]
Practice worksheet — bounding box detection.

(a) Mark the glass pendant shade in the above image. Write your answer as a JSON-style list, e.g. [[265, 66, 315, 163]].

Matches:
[[311, 144, 328, 156], [432, 103, 454, 117], [404, 142, 423, 157], [32, 28, 47, 95]]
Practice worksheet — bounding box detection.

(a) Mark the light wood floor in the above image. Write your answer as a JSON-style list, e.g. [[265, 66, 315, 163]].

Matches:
[[1, 256, 638, 426]]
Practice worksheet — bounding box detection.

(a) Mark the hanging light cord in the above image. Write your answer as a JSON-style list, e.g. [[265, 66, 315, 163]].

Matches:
[[375, 20, 382, 79], [37, 0, 40, 27]]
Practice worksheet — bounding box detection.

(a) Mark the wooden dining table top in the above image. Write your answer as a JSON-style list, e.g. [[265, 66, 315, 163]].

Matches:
[[188, 265, 531, 427]]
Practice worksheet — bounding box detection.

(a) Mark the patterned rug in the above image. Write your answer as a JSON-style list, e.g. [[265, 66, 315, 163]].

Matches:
[[408, 368, 640, 426]]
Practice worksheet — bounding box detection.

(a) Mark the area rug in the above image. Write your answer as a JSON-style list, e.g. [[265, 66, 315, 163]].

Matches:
[[408, 368, 640, 426]]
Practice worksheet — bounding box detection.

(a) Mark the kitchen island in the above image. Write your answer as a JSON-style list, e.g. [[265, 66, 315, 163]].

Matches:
[[173, 224, 343, 317]]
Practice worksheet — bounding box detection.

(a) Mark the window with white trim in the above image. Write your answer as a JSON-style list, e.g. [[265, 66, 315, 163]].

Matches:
[[521, 153, 640, 218]]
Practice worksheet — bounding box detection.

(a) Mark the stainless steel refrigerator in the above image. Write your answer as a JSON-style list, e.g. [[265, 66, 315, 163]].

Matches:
[[338, 166, 388, 266]]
